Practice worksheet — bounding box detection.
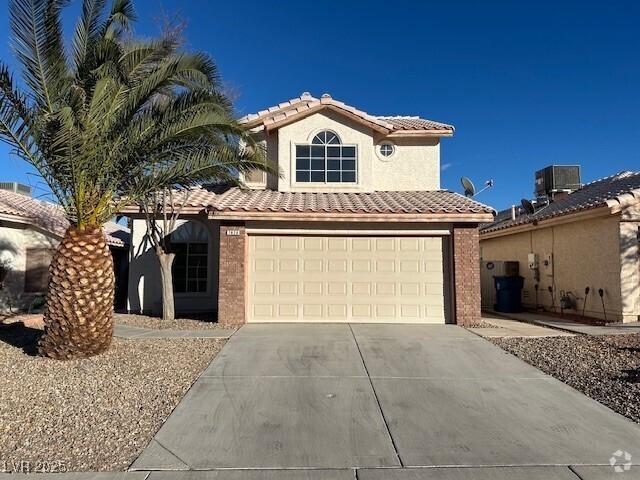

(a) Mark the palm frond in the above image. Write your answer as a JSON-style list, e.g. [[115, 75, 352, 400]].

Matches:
[[2, 0, 275, 228], [71, 0, 107, 73], [9, 0, 70, 112]]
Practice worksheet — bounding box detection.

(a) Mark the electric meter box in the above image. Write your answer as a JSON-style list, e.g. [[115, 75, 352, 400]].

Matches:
[[528, 253, 539, 269]]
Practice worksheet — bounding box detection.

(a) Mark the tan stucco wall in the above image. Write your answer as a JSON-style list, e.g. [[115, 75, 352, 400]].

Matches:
[[619, 203, 640, 322], [127, 217, 220, 316], [272, 110, 441, 193], [0, 223, 59, 310], [277, 110, 374, 193], [480, 213, 636, 322], [372, 134, 440, 190]]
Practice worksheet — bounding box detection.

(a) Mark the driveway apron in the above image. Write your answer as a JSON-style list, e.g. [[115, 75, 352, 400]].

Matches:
[[131, 323, 640, 472]]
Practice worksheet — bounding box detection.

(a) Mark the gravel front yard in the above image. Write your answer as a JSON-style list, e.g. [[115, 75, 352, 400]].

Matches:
[[491, 334, 640, 423], [0, 325, 224, 472], [114, 313, 235, 331]]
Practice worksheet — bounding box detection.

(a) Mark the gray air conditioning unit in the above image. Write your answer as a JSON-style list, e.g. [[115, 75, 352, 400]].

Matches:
[[0, 182, 31, 196], [535, 165, 581, 197]]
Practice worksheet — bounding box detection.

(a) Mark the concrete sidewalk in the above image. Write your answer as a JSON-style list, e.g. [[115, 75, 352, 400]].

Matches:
[[468, 315, 575, 338], [3, 465, 640, 478], [487, 310, 640, 335], [126, 323, 640, 479]]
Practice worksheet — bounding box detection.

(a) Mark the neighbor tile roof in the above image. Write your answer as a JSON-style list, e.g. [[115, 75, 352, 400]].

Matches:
[[481, 171, 640, 234], [0, 190, 130, 247], [240, 92, 454, 134], [168, 186, 493, 216]]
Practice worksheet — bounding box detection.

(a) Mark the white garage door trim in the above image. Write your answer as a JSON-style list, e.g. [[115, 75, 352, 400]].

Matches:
[[247, 233, 450, 324], [246, 228, 450, 236]]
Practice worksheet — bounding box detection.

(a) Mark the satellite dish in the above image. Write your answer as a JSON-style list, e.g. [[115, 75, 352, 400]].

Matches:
[[461, 177, 494, 197], [521, 198, 535, 215], [461, 177, 475, 197]]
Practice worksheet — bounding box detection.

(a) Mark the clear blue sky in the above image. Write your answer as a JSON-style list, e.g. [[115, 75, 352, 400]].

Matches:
[[1, 0, 638, 210]]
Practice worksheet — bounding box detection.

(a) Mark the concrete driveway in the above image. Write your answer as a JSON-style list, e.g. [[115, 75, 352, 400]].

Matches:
[[131, 324, 640, 479]]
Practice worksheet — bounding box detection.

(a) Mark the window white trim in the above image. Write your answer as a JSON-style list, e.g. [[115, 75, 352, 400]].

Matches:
[[292, 130, 358, 185], [376, 140, 396, 161]]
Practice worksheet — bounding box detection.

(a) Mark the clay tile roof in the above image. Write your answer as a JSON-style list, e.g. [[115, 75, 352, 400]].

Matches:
[[480, 171, 640, 234], [240, 93, 454, 134], [0, 190, 130, 247], [377, 116, 454, 131], [183, 186, 493, 216]]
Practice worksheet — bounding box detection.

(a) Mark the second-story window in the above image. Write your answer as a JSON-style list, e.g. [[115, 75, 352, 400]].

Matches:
[[295, 130, 357, 183]]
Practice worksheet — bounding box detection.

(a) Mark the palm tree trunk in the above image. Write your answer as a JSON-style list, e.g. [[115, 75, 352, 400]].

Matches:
[[38, 226, 115, 359], [157, 250, 176, 322]]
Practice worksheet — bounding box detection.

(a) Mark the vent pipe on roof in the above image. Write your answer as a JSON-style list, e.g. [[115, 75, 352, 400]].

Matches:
[[510, 205, 516, 220]]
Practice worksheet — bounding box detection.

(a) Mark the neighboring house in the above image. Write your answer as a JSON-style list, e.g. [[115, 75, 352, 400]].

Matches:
[[480, 169, 640, 323], [125, 92, 494, 324], [0, 185, 130, 311]]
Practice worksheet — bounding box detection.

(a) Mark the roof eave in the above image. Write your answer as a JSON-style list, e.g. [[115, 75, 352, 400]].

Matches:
[[479, 204, 611, 239], [386, 129, 454, 138], [209, 210, 494, 223], [119, 205, 207, 216]]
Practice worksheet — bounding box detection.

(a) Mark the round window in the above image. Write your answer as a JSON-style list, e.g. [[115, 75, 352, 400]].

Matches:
[[380, 143, 395, 157]]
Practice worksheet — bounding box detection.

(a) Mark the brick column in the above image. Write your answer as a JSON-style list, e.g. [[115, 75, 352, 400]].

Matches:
[[218, 225, 246, 325], [453, 225, 481, 326]]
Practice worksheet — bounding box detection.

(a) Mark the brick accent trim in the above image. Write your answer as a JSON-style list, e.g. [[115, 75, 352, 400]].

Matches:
[[453, 225, 481, 325], [218, 225, 246, 325]]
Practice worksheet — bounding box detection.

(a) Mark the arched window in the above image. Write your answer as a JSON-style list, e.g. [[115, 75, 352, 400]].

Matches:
[[170, 221, 209, 293], [295, 130, 357, 183], [312, 130, 341, 145]]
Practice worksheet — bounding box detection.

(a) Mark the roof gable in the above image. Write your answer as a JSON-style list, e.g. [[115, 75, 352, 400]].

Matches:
[[240, 92, 454, 137]]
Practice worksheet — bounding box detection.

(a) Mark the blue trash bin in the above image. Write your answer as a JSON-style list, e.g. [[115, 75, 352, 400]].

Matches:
[[494, 276, 524, 313]]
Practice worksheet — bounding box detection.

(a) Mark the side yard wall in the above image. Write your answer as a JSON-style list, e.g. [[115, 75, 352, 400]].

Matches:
[[480, 214, 630, 322]]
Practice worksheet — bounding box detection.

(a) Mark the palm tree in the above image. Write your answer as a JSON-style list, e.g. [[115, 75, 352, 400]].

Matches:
[[0, 0, 269, 359]]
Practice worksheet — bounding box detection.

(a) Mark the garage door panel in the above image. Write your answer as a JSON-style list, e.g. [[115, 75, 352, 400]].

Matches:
[[303, 282, 323, 295], [254, 237, 275, 250], [352, 238, 371, 251], [253, 282, 274, 295], [374, 238, 395, 251], [399, 283, 421, 296], [328, 282, 348, 295], [399, 238, 420, 251], [351, 259, 372, 272], [277, 304, 298, 317], [248, 236, 446, 323], [278, 282, 298, 295], [277, 237, 298, 250], [375, 260, 395, 273], [302, 304, 323, 318], [400, 305, 421, 317], [328, 259, 348, 272], [375, 305, 396, 318], [327, 304, 348, 319]]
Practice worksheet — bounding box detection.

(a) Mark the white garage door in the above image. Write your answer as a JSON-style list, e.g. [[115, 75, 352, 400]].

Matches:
[[247, 235, 446, 323]]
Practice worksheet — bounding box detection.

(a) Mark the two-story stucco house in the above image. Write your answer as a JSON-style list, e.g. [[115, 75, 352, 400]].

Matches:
[[126, 93, 494, 325]]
